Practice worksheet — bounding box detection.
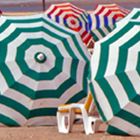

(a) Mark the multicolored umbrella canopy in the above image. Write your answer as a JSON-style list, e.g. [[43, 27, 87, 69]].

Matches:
[[89, 4, 129, 42], [45, 3, 93, 48], [90, 20, 140, 136], [116, 8, 140, 27], [0, 14, 90, 126]]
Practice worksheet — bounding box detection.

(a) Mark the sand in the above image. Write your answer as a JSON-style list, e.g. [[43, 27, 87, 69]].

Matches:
[[0, 124, 139, 140]]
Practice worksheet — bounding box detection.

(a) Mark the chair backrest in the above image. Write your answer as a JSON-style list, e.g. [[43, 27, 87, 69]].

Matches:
[[84, 92, 93, 112]]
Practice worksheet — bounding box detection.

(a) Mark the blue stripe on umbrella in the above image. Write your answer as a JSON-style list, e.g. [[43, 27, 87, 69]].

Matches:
[[88, 14, 92, 31], [95, 15, 100, 29], [104, 16, 109, 27], [64, 18, 67, 26], [56, 16, 60, 23], [112, 18, 116, 25]]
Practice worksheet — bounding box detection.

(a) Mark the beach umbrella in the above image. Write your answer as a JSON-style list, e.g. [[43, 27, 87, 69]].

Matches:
[[45, 3, 93, 49], [116, 8, 140, 27], [0, 14, 90, 126], [90, 20, 140, 136], [89, 4, 129, 42]]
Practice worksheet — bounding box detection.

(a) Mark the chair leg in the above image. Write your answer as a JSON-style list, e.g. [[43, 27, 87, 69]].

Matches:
[[80, 110, 91, 135], [88, 117, 102, 134], [57, 112, 71, 133], [68, 109, 75, 132]]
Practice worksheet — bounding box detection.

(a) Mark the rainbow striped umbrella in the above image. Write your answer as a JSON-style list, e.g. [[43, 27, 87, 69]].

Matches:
[[89, 4, 129, 42], [0, 14, 90, 126], [90, 20, 140, 136], [45, 3, 93, 48]]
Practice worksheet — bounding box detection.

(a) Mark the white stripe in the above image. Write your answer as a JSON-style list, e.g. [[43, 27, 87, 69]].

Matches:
[[3, 89, 32, 109], [109, 117, 140, 136], [92, 81, 113, 121], [104, 26, 139, 77], [91, 42, 101, 79], [5, 31, 86, 90], [124, 102, 140, 118], [125, 41, 140, 71], [58, 11, 86, 27], [105, 75, 129, 108], [0, 24, 16, 41], [26, 116, 56, 126], [116, 8, 140, 27], [66, 17, 80, 29], [126, 71, 140, 94], [32, 60, 86, 109], [25, 45, 56, 73], [0, 104, 27, 126]]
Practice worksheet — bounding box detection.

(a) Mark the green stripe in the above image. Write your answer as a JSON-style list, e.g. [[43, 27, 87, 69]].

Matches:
[[97, 79, 121, 116], [97, 28, 106, 38], [117, 109, 140, 128], [0, 95, 29, 118], [133, 95, 140, 105], [136, 52, 140, 75], [67, 90, 87, 104], [107, 125, 129, 136], [35, 59, 80, 98], [95, 22, 140, 81], [91, 31, 99, 41], [106, 25, 113, 33], [89, 82, 107, 121], [115, 33, 140, 100], [0, 114, 20, 126], [94, 21, 140, 120], [0, 18, 89, 63], [29, 108, 57, 118], [0, 24, 88, 100], [16, 38, 63, 80], [131, 12, 140, 19]]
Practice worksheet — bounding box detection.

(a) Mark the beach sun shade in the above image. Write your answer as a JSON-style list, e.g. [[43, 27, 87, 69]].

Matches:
[[0, 14, 90, 126], [45, 3, 93, 48], [89, 4, 129, 42], [90, 20, 140, 136], [116, 8, 140, 27]]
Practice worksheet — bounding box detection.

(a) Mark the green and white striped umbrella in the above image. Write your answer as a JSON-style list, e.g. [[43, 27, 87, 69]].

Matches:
[[0, 14, 90, 126], [90, 19, 140, 136]]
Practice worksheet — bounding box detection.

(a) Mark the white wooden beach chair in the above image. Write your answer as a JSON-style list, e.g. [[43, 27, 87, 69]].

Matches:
[[57, 92, 103, 135]]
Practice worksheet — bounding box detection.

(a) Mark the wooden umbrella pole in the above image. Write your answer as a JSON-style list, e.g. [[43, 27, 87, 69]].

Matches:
[[42, 0, 46, 11]]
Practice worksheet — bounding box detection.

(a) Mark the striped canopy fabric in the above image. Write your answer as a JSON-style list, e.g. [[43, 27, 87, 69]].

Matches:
[[45, 3, 93, 49], [89, 4, 129, 42], [0, 14, 90, 126], [116, 8, 140, 27], [90, 20, 140, 136]]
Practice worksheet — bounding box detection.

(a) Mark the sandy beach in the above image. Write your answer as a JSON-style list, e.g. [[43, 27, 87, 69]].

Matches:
[[0, 124, 139, 140]]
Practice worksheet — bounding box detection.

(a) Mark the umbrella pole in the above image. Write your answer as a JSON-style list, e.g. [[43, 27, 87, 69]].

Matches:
[[42, 0, 46, 11]]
